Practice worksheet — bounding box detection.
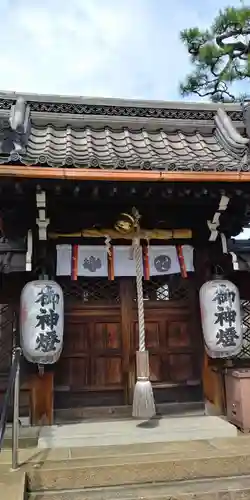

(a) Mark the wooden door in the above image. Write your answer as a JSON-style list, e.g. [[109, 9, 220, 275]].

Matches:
[[54, 275, 203, 409], [54, 279, 125, 408], [130, 275, 203, 404]]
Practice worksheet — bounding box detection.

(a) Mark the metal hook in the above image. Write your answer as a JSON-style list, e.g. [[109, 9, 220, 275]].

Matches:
[[38, 364, 44, 376]]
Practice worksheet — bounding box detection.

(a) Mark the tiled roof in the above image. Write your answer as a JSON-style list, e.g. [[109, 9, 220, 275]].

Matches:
[[0, 93, 248, 172], [0, 91, 243, 121], [21, 124, 246, 171]]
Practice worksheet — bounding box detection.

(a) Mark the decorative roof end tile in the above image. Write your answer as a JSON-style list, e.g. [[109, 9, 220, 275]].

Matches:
[[0, 97, 30, 157], [243, 102, 250, 140], [214, 106, 249, 161]]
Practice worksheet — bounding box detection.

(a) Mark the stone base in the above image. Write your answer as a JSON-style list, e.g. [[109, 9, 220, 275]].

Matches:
[[38, 415, 237, 449], [28, 475, 250, 500], [2, 433, 250, 499], [55, 401, 205, 423], [204, 400, 223, 416], [23, 437, 250, 492]]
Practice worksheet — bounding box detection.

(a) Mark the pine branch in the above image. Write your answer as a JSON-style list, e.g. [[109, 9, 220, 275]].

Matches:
[[180, 5, 250, 101]]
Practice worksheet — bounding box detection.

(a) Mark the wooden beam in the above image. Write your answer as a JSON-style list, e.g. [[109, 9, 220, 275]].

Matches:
[[49, 228, 192, 240], [1, 165, 250, 182]]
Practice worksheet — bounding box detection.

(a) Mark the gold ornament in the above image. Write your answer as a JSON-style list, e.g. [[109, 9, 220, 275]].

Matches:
[[114, 213, 135, 234]]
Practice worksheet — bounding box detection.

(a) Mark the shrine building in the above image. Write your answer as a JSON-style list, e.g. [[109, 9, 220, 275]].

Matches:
[[0, 91, 250, 424]]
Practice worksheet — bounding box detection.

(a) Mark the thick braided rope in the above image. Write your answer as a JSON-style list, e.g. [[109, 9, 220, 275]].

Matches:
[[134, 240, 145, 352]]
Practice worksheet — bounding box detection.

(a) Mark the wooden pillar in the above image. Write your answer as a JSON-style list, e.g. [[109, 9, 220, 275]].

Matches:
[[202, 355, 226, 415], [30, 371, 54, 425], [187, 276, 203, 381], [120, 279, 134, 405], [196, 246, 226, 415]]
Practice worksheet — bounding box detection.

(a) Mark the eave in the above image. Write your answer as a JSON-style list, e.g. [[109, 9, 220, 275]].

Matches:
[[1, 165, 250, 183], [0, 177, 248, 242]]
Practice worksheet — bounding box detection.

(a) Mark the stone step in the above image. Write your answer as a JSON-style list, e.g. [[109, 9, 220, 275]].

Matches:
[[37, 416, 237, 449], [0, 470, 26, 500], [3, 436, 37, 449], [28, 475, 250, 500], [23, 440, 250, 491], [0, 437, 239, 466], [3, 437, 250, 498], [2, 425, 39, 449], [54, 402, 205, 423]]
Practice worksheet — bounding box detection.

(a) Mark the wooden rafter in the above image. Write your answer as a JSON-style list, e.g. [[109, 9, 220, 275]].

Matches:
[[49, 228, 192, 240]]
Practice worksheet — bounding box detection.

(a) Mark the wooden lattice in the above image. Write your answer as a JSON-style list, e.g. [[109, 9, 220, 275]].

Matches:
[[59, 278, 120, 304], [142, 275, 189, 301], [58, 275, 189, 305], [237, 300, 250, 359]]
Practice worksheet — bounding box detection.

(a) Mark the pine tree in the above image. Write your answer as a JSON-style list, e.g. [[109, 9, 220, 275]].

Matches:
[[180, 5, 250, 102]]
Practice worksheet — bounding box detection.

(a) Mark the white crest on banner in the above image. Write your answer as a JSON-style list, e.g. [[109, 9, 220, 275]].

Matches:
[[113, 245, 143, 276], [56, 244, 72, 276], [149, 245, 194, 276], [78, 245, 108, 277], [20, 280, 64, 364]]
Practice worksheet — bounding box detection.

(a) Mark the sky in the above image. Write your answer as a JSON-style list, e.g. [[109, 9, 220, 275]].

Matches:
[[1, 0, 249, 239], [0, 0, 246, 100]]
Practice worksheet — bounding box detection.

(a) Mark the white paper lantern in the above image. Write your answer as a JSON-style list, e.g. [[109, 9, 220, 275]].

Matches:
[[20, 280, 64, 364], [199, 279, 242, 358]]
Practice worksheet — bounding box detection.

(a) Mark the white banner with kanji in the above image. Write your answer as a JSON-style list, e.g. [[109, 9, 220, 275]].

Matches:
[[148, 245, 194, 276], [113, 245, 143, 276]]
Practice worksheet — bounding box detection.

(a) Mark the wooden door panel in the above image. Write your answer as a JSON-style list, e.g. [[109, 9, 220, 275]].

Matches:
[[91, 322, 121, 353], [55, 357, 88, 389], [131, 319, 194, 353], [92, 322, 106, 349], [91, 322, 121, 350], [132, 322, 161, 350], [149, 353, 195, 384], [106, 358, 123, 385], [168, 354, 194, 382], [106, 323, 121, 349], [168, 322, 190, 348], [56, 316, 123, 393], [149, 355, 161, 382], [55, 358, 70, 388], [70, 358, 88, 388], [145, 322, 160, 349], [63, 322, 89, 354], [92, 357, 122, 386], [130, 309, 200, 388]]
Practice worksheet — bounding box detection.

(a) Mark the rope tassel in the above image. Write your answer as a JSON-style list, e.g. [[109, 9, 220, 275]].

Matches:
[[132, 238, 156, 419]]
